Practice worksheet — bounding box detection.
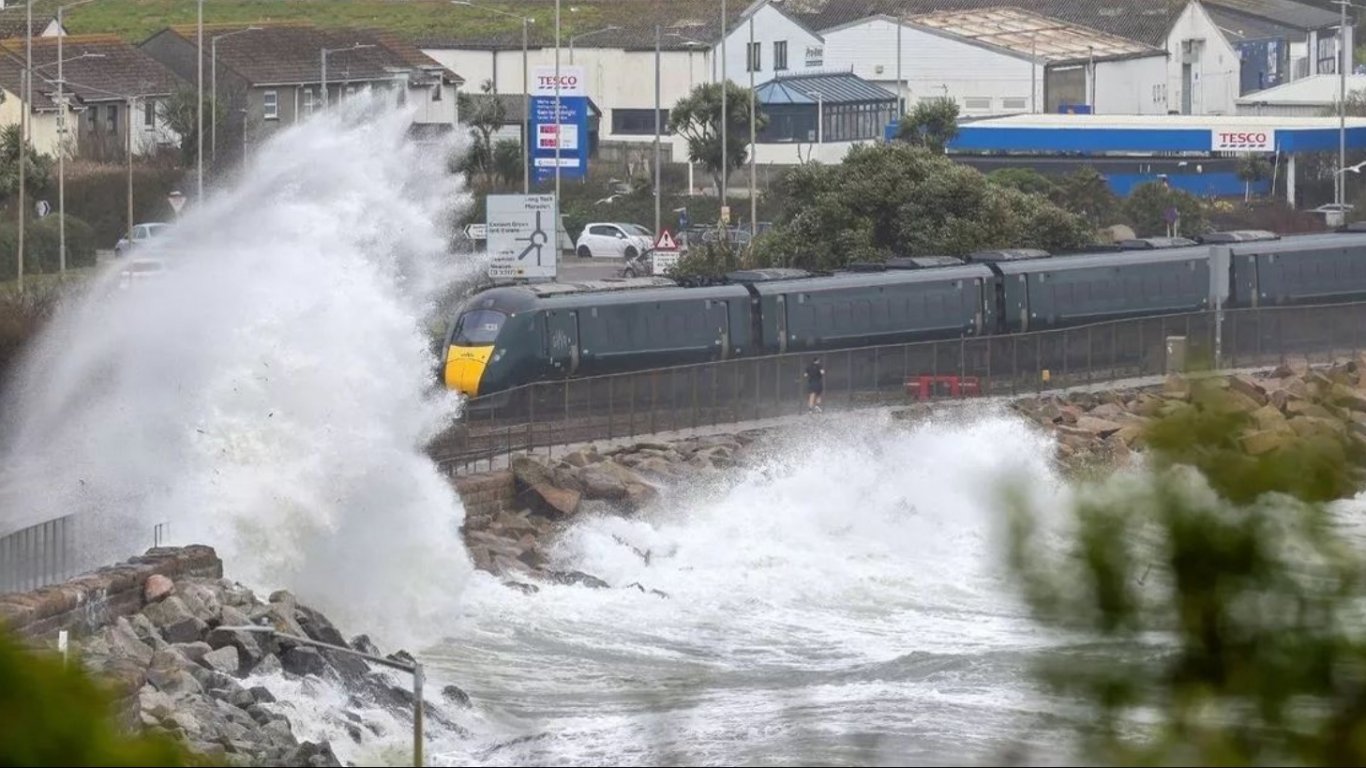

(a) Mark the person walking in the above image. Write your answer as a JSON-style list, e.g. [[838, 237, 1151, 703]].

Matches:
[[805, 357, 824, 413]]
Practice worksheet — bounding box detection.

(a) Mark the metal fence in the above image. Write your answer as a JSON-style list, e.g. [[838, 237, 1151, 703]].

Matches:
[[0, 514, 75, 595], [429, 301, 1366, 472]]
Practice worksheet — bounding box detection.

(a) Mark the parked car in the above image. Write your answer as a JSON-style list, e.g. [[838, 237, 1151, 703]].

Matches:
[[114, 222, 170, 257], [575, 222, 653, 259]]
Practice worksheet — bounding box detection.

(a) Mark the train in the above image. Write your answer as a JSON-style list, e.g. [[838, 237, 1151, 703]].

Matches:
[[440, 226, 1366, 399]]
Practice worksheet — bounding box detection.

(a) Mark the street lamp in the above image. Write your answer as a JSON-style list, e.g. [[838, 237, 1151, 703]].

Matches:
[[451, 1, 532, 194], [211, 26, 262, 168], [221, 626, 425, 767], [748, 13, 756, 242], [569, 25, 619, 65], [56, 0, 100, 277], [196, 0, 203, 202], [1332, 1, 1356, 208], [808, 90, 823, 145], [720, 0, 727, 216], [19, 0, 32, 292], [320, 43, 375, 110]]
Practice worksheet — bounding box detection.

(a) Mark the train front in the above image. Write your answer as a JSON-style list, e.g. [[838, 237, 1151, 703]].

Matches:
[[441, 289, 530, 398]]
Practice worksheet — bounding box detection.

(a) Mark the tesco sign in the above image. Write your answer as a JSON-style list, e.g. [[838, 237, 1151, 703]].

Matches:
[[1212, 128, 1275, 152], [532, 65, 586, 97]]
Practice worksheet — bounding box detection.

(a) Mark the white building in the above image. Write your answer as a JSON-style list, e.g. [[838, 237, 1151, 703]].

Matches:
[[1236, 73, 1366, 117]]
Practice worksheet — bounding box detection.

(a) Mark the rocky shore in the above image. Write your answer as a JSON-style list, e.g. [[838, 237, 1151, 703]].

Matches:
[[56, 569, 467, 767]]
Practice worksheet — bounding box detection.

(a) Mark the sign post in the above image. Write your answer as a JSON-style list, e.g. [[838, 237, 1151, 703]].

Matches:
[[486, 194, 558, 281], [463, 223, 487, 241], [651, 229, 680, 275], [167, 190, 186, 216], [529, 66, 589, 183]]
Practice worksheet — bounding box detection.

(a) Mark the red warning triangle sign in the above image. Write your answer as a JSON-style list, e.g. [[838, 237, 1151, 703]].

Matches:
[[654, 229, 679, 251]]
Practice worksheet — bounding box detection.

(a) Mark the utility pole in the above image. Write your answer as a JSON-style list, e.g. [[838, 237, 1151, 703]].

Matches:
[[554, 0, 561, 206], [196, 0, 203, 201], [748, 14, 756, 237], [19, 0, 32, 292], [720, 0, 727, 216], [1339, 0, 1349, 208], [654, 23, 661, 236]]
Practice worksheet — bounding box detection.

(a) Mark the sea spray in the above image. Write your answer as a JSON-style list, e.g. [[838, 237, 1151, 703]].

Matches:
[[0, 94, 482, 646]]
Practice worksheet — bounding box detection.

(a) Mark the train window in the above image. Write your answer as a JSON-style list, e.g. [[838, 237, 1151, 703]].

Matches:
[[451, 309, 506, 346]]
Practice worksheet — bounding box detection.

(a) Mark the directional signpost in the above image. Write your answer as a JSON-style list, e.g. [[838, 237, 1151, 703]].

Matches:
[[651, 229, 680, 276], [463, 223, 487, 241], [486, 194, 558, 280], [167, 190, 186, 216]]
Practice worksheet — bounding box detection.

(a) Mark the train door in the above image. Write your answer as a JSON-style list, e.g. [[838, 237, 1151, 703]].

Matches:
[[705, 299, 732, 359], [775, 294, 790, 353], [545, 308, 580, 376]]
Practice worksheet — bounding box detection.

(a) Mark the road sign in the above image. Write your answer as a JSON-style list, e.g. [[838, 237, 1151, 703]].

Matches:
[[167, 191, 186, 215], [652, 251, 680, 276], [654, 229, 678, 251], [486, 194, 558, 280], [463, 223, 487, 240], [35, 200, 49, 218]]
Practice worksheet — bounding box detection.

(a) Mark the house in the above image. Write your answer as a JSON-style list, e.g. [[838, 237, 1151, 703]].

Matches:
[[421, 0, 727, 157], [0, 55, 65, 156], [140, 23, 462, 166], [753, 71, 897, 163], [1205, 0, 1347, 84], [781, 0, 1349, 116], [0, 34, 185, 161], [0, 7, 65, 39], [1236, 73, 1366, 116]]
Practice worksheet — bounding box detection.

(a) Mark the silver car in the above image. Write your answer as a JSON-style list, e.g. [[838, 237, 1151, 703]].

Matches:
[[114, 222, 170, 258]]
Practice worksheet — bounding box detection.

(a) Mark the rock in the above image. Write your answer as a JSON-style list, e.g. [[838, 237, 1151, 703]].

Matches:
[[147, 649, 205, 699], [1241, 429, 1293, 456], [268, 590, 296, 607], [561, 447, 602, 467], [139, 687, 177, 719], [320, 649, 370, 686], [172, 641, 213, 665], [286, 741, 340, 768], [1286, 399, 1335, 420], [163, 616, 209, 645], [244, 703, 275, 726], [1251, 404, 1290, 431], [516, 548, 547, 569], [528, 482, 581, 518], [503, 580, 539, 594], [1333, 383, 1366, 413], [202, 646, 242, 677], [1087, 402, 1127, 420], [441, 684, 472, 708], [1228, 374, 1269, 406], [544, 570, 610, 589], [178, 581, 224, 623], [387, 650, 416, 667], [1284, 377, 1312, 401], [1208, 389, 1262, 414], [129, 613, 162, 646], [1073, 415, 1124, 437], [624, 482, 659, 512], [205, 627, 265, 671], [1115, 424, 1147, 448], [142, 595, 195, 630], [144, 574, 176, 603], [228, 687, 256, 709], [632, 456, 679, 479], [1163, 375, 1190, 399], [249, 685, 277, 703], [281, 646, 327, 678], [295, 605, 346, 648], [1290, 416, 1346, 439], [1269, 388, 1293, 411], [511, 455, 556, 491], [105, 617, 154, 666], [219, 604, 251, 630], [350, 634, 381, 658], [251, 601, 307, 639], [252, 653, 282, 678], [578, 464, 629, 500]]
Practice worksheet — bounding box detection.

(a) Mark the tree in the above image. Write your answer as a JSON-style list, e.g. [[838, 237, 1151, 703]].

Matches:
[[1005, 375, 1366, 766], [1236, 153, 1272, 202], [1052, 166, 1119, 229], [0, 124, 52, 199], [668, 81, 767, 197], [160, 88, 222, 168], [491, 139, 524, 187], [987, 167, 1058, 198], [456, 79, 510, 188], [748, 143, 1095, 271], [1122, 180, 1208, 237], [897, 97, 959, 153], [0, 627, 188, 765]]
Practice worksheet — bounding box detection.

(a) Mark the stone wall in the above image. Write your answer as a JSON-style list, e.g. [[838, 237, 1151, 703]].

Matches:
[[452, 469, 515, 529], [0, 546, 223, 640]]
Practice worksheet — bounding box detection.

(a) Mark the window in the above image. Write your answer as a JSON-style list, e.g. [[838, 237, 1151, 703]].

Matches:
[[432, 85, 442, 101], [263, 89, 279, 120], [963, 97, 992, 111], [774, 40, 788, 70], [87, 106, 97, 131], [302, 88, 315, 115], [1002, 97, 1028, 111], [107, 103, 118, 132], [747, 41, 761, 72], [611, 108, 671, 135], [143, 100, 155, 128], [451, 309, 506, 346]]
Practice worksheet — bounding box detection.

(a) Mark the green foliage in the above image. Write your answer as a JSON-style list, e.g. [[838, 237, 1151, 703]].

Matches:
[[1236, 154, 1273, 202], [491, 139, 524, 187], [0, 627, 188, 766], [57, 163, 186, 247], [668, 231, 748, 280], [456, 80, 510, 189], [1122, 181, 1208, 238], [668, 81, 767, 196], [1005, 377, 1366, 766], [897, 97, 959, 153], [987, 167, 1057, 198], [750, 143, 1094, 270], [0, 124, 53, 200], [1053, 166, 1119, 229], [159, 89, 223, 169], [0, 214, 99, 281]]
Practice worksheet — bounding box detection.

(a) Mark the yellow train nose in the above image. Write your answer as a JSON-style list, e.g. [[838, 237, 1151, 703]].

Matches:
[[444, 346, 493, 396]]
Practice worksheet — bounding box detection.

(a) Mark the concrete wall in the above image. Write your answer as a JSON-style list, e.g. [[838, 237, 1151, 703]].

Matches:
[[0, 546, 223, 640], [1166, 2, 1240, 115], [1094, 55, 1171, 115]]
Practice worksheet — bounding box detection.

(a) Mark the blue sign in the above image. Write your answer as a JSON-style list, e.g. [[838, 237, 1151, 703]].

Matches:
[[884, 119, 900, 142], [1058, 103, 1093, 114], [529, 95, 589, 183]]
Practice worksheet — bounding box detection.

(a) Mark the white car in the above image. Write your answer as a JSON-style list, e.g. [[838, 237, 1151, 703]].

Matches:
[[118, 258, 167, 289], [574, 222, 653, 260], [115, 222, 170, 257]]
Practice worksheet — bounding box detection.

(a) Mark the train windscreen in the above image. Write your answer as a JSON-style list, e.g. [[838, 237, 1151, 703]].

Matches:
[[450, 309, 506, 346]]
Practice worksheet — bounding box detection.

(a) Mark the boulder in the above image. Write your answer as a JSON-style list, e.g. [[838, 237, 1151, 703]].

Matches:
[[1251, 404, 1290, 431], [104, 617, 154, 666], [320, 649, 370, 686], [251, 601, 306, 639], [442, 684, 472, 708], [632, 456, 679, 479], [139, 687, 177, 719], [1208, 389, 1262, 414], [1163, 375, 1190, 399], [252, 652, 282, 678], [249, 685, 277, 703], [527, 483, 580, 518], [164, 616, 210, 645], [144, 574, 176, 603], [146, 649, 204, 699], [544, 570, 610, 589], [1228, 375, 1269, 406], [1240, 429, 1293, 456], [202, 646, 242, 677], [281, 646, 327, 678], [142, 595, 196, 630], [1286, 400, 1336, 420], [511, 455, 555, 491], [579, 464, 629, 500], [1073, 416, 1124, 437], [1290, 416, 1346, 439], [624, 483, 659, 512], [172, 641, 213, 665], [204, 627, 265, 671], [561, 447, 602, 467], [1087, 402, 1127, 420], [295, 605, 346, 648], [219, 604, 251, 630], [1332, 383, 1366, 413], [178, 581, 224, 623], [1283, 377, 1312, 401], [350, 634, 381, 658], [503, 580, 539, 595]]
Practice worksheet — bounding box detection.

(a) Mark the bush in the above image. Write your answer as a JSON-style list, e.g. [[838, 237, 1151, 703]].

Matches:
[[0, 286, 58, 392], [0, 214, 99, 280], [58, 163, 187, 248], [1122, 181, 1208, 238]]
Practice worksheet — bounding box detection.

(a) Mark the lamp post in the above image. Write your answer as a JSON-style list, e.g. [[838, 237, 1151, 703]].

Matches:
[[720, 0, 727, 216], [196, 0, 203, 202], [211, 27, 261, 169], [655, 23, 661, 236], [808, 90, 823, 145], [554, 0, 561, 206], [221, 626, 425, 767], [321, 43, 375, 110], [19, 0, 32, 292], [451, 1, 531, 194], [748, 13, 756, 238], [1334, 0, 1352, 208], [569, 24, 619, 65], [56, 0, 99, 277]]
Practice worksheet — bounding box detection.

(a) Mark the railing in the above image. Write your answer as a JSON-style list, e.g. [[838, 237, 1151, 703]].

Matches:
[[428, 301, 1366, 472], [0, 514, 75, 595]]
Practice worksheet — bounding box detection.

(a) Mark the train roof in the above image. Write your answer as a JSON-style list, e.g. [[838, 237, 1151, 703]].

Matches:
[[748, 263, 996, 293], [994, 245, 1211, 274]]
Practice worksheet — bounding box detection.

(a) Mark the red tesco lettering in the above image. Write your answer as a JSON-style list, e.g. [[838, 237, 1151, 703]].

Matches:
[[1218, 131, 1269, 145]]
